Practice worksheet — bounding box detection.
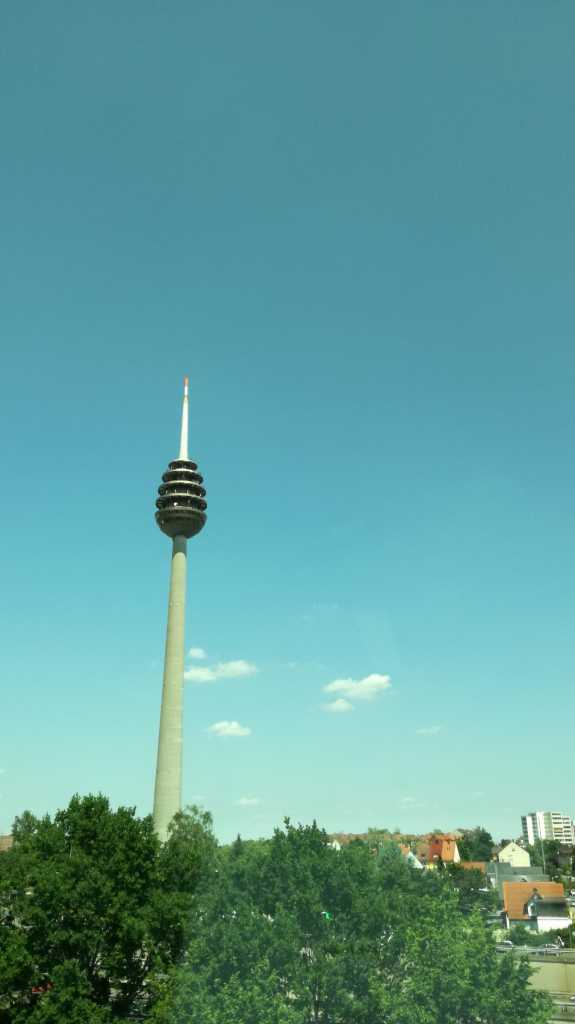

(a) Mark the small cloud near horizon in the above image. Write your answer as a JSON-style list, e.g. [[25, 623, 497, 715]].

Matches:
[[185, 659, 257, 684], [207, 720, 251, 738], [281, 660, 327, 672], [322, 673, 391, 712], [322, 698, 354, 713], [235, 795, 261, 806], [416, 725, 442, 736], [188, 647, 207, 660], [400, 795, 425, 808]]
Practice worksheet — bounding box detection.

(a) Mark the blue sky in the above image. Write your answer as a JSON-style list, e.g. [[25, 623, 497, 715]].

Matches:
[[1, 1, 574, 842]]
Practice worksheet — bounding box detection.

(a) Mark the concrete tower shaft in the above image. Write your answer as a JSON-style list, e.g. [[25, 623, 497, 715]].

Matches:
[[152, 379, 207, 842]]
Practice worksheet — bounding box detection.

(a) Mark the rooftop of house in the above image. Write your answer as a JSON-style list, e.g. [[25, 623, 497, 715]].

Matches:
[[0, 835, 13, 853], [503, 882, 564, 922], [328, 833, 369, 846], [499, 840, 528, 855], [459, 861, 487, 872], [526, 895, 570, 918], [328, 831, 424, 848], [487, 862, 548, 879]]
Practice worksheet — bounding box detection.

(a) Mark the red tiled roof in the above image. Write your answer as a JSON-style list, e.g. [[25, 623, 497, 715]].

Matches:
[[503, 881, 564, 922]]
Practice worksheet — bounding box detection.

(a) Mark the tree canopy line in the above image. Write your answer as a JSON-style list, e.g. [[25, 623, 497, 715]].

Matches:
[[0, 796, 551, 1023]]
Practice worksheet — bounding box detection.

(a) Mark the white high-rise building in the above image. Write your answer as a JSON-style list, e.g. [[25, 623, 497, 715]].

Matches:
[[521, 811, 575, 846]]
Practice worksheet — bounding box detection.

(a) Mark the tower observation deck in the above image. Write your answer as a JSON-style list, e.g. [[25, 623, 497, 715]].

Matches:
[[152, 378, 207, 841]]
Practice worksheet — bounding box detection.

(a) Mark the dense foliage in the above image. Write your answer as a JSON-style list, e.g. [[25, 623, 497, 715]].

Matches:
[[444, 863, 500, 916], [0, 796, 215, 1022], [508, 923, 574, 947], [525, 839, 575, 879], [456, 827, 495, 863], [153, 821, 550, 1024], [0, 798, 552, 1023]]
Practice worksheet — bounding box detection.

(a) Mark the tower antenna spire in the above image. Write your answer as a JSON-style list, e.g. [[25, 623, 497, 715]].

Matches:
[[178, 376, 189, 460]]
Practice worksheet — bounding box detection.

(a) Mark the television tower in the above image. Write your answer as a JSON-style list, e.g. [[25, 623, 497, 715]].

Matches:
[[152, 378, 207, 841]]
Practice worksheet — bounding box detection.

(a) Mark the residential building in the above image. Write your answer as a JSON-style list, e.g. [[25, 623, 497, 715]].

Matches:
[[502, 881, 565, 930], [524, 891, 571, 933], [487, 861, 549, 896], [498, 841, 530, 867], [0, 836, 13, 853], [398, 844, 424, 870], [422, 834, 461, 866], [521, 811, 575, 846]]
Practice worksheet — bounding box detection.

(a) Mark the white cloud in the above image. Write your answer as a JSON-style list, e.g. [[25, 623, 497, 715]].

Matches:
[[185, 665, 218, 682], [322, 698, 354, 713], [185, 659, 257, 684], [235, 795, 261, 806], [280, 660, 327, 672], [188, 647, 207, 660], [206, 720, 251, 737], [216, 660, 257, 679], [323, 673, 391, 702], [416, 725, 442, 736]]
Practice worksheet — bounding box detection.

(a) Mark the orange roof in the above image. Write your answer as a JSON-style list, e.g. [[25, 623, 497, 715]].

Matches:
[[460, 861, 487, 872], [428, 836, 459, 863], [503, 881, 564, 922]]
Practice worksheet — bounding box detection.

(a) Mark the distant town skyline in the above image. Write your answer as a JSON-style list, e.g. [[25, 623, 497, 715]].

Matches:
[[1, 0, 575, 842]]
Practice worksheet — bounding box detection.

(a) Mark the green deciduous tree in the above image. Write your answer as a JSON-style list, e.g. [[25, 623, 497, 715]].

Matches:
[[526, 839, 562, 876], [457, 827, 495, 862], [446, 864, 500, 915], [12, 963, 113, 1024], [152, 818, 550, 1024], [1, 801, 552, 1024], [0, 796, 216, 1021]]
